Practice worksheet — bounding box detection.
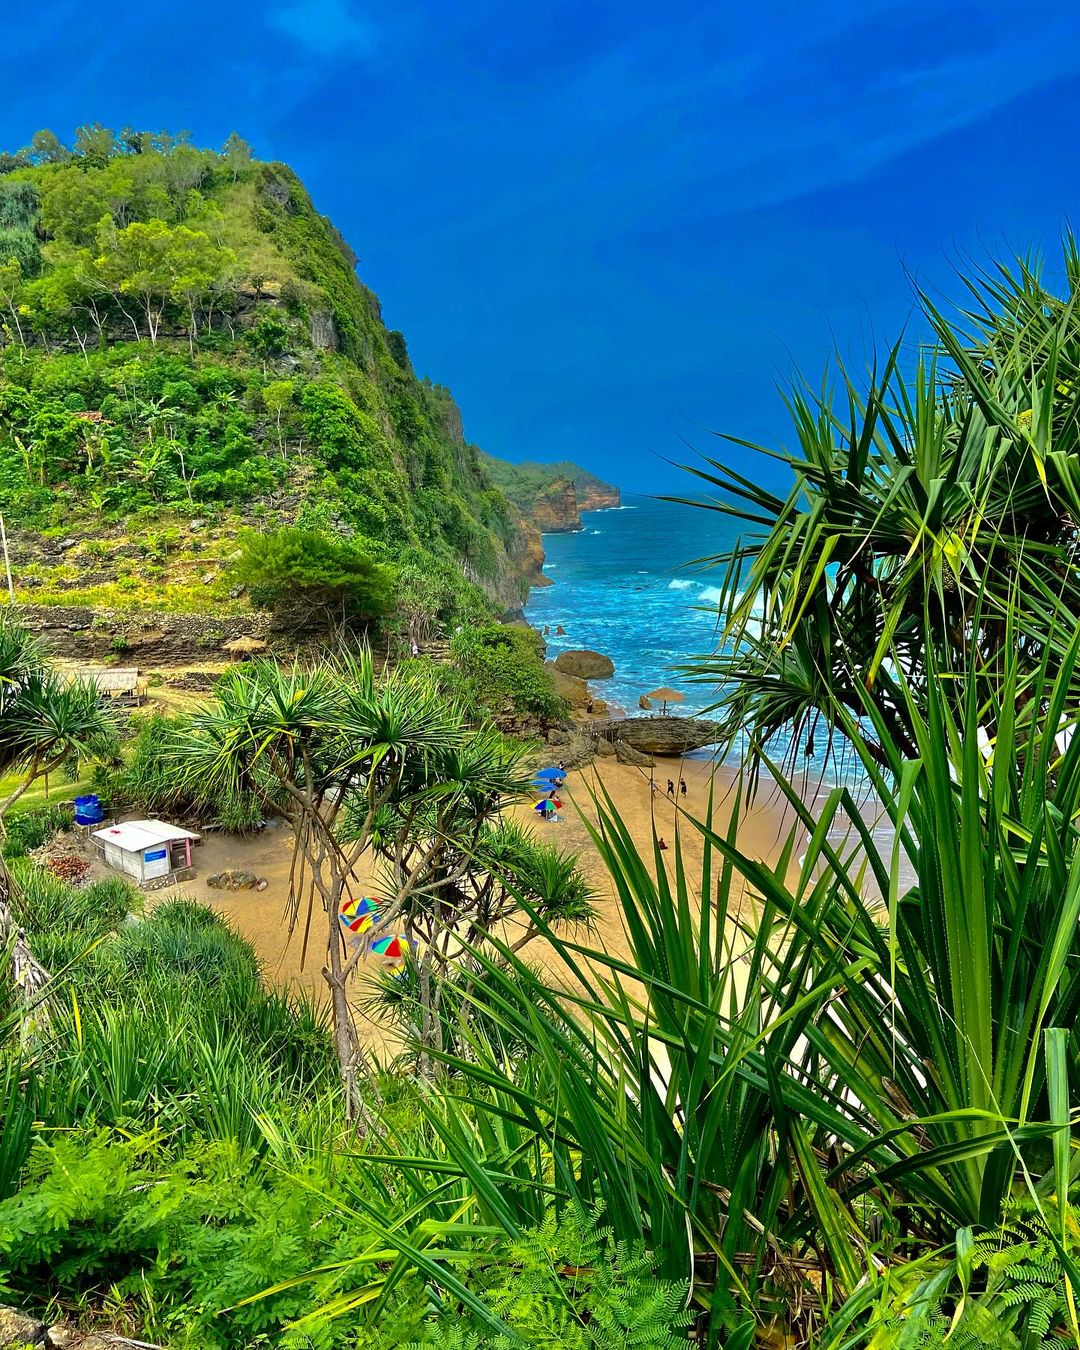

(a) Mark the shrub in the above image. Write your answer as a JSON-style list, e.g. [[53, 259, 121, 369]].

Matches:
[[0, 803, 70, 860], [451, 624, 566, 725], [231, 526, 395, 628]]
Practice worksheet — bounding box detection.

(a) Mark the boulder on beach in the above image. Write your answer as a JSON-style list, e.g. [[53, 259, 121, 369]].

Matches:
[[554, 649, 615, 680], [596, 716, 721, 757], [206, 869, 262, 892], [545, 660, 591, 708], [638, 694, 653, 710], [615, 739, 653, 767]]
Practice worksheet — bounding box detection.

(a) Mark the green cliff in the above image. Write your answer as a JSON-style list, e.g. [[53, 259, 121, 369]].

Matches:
[[481, 455, 621, 532], [0, 127, 539, 635]]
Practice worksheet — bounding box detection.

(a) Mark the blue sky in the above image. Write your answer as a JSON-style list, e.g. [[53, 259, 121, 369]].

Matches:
[[3, 1, 1080, 490]]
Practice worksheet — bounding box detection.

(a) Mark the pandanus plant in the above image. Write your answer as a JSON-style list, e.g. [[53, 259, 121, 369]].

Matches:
[[676, 237, 1080, 786], [173, 650, 534, 1112], [338, 650, 1080, 1344], [0, 616, 115, 1006]]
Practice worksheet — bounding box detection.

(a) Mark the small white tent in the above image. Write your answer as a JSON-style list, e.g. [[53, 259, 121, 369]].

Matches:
[[92, 819, 199, 883]]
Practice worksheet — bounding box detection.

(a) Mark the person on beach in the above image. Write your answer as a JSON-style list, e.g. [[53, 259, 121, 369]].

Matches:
[[650, 781, 658, 797], [411, 639, 419, 658], [679, 778, 687, 797], [666, 779, 675, 798], [658, 837, 669, 851]]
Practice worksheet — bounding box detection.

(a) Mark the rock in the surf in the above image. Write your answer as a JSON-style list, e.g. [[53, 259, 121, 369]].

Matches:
[[554, 649, 614, 679]]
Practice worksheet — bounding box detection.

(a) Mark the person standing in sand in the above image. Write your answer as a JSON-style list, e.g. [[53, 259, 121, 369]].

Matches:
[[666, 779, 675, 798], [680, 778, 687, 797]]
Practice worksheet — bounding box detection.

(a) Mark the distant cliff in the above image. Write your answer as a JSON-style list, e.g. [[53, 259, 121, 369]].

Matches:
[[481, 456, 620, 532]]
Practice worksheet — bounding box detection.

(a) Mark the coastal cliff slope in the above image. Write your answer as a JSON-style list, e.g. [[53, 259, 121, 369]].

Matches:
[[481, 455, 620, 531], [0, 130, 547, 629]]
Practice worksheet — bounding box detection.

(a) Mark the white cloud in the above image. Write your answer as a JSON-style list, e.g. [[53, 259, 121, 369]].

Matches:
[[267, 0, 376, 59]]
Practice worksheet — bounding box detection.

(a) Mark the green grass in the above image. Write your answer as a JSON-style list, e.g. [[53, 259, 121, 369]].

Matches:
[[0, 771, 95, 816]]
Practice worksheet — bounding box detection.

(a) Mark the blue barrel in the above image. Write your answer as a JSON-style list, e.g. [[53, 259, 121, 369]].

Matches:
[[74, 794, 104, 825]]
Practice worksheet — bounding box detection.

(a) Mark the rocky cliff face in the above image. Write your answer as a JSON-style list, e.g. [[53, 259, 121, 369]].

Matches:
[[576, 481, 621, 512], [529, 477, 582, 533]]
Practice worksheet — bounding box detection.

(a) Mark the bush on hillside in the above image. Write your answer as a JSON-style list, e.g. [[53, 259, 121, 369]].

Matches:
[[451, 623, 566, 726], [231, 526, 396, 628]]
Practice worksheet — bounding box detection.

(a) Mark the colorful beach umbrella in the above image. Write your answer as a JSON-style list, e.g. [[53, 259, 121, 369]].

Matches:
[[371, 935, 410, 960], [339, 895, 380, 934], [534, 799, 556, 815]]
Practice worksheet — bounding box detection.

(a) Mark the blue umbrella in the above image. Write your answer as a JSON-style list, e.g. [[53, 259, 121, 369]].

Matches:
[[535, 766, 564, 780]]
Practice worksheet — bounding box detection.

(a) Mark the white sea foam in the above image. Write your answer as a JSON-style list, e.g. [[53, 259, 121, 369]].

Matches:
[[668, 579, 694, 590], [698, 586, 725, 605], [590, 529, 603, 535]]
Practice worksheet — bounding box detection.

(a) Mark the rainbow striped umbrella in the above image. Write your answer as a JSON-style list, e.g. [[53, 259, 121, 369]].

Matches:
[[371, 935, 410, 960], [339, 896, 380, 934]]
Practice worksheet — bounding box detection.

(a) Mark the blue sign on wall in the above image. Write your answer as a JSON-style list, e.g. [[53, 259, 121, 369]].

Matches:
[[144, 848, 168, 862]]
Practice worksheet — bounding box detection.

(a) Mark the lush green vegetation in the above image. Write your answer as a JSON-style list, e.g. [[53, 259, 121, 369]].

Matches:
[[8, 201, 1080, 1347], [231, 525, 396, 626], [481, 454, 619, 513], [448, 623, 568, 727], [0, 126, 530, 629]]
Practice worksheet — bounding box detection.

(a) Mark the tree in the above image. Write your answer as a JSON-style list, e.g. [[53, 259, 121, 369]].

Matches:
[[245, 313, 290, 370], [0, 260, 27, 347], [166, 225, 237, 352], [0, 230, 40, 280], [174, 652, 529, 1112], [94, 218, 173, 341], [27, 129, 69, 164], [73, 122, 119, 166], [231, 527, 395, 628], [222, 131, 253, 183], [262, 379, 294, 457]]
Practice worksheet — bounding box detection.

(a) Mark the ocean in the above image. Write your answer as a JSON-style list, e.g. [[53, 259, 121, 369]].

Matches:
[[524, 492, 740, 724]]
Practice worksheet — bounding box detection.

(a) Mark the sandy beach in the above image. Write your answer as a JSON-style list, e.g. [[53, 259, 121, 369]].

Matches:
[[159, 752, 799, 1054]]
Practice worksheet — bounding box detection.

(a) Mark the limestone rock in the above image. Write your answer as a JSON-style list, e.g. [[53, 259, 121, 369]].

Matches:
[[615, 739, 653, 767], [0, 1305, 45, 1346], [595, 737, 616, 757], [597, 717, 720, 757], [554, 649, 614, 680], [206, 869, 260, 892], [45, 1329, 79, 1348], [638, 694, 653, 711], [544, 661, 590, 708]]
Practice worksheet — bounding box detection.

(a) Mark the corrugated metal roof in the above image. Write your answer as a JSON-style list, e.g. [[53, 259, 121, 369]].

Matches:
[[92, 819, 200, 851]]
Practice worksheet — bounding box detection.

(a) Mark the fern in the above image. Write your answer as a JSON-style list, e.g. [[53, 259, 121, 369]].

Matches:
[[866, 1199, 1080, 1349], [409, 1204, 691, 1348]]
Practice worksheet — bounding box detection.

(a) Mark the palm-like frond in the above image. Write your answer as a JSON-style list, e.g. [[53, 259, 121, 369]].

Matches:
[[680, 239, 1080, 781]]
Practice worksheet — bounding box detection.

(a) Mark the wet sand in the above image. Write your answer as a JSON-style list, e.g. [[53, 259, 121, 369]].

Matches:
[[163, 754, 799, 1054]]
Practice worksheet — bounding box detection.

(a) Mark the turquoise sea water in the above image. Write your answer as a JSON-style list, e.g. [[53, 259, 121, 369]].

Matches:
[[524, 492, 874, 790], [524, 492, 740, 723]]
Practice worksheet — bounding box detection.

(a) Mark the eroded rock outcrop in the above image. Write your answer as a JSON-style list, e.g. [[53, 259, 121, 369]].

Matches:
[[596, 716, 721, 757], [554, 649, 615, 680]]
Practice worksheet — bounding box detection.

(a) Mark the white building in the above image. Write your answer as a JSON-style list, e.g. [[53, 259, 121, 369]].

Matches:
[[92, 819, 200, 884]]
